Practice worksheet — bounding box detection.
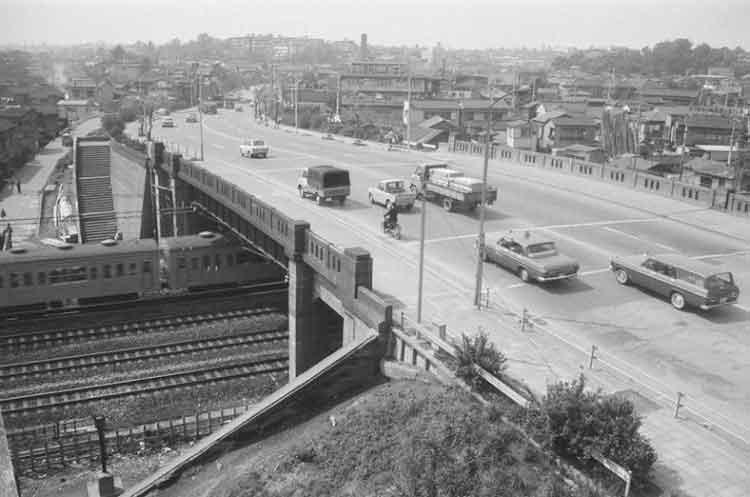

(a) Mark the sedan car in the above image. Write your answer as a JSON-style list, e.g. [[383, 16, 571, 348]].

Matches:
[[240, 139, 269, 158], [322, 134, 335, 141], [185, 113, 198, 123], [161, 117, 175, 128], [352, 139, 367, 146], [481, 231, 579, 283], [610, 253, 740, 311]]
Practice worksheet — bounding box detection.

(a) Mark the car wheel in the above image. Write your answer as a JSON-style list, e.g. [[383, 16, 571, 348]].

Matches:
[[615, 269, 629, 285], [406, 204, 413, 212], [670, 292, 686, 311], [338, 197, 345, 205], [442, 198, 453, 211], [519, 268, 530, 282]]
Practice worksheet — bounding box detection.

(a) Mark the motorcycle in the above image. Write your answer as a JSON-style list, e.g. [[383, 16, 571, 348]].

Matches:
[[382, 220, 402, 240]]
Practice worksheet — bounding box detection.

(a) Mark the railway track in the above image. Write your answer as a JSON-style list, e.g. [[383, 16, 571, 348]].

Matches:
[[0, 353, 288, 417], [0, 327, 289, 382], [0, 280, 288, 334], [0, 306, 284, 353]]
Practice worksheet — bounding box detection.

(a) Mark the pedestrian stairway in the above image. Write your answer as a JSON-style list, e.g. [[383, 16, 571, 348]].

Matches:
[[76, 139, 118, 243]]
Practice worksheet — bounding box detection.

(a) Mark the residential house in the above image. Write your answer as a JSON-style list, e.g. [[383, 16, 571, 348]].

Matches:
[[684, 157, 736, 190], [68, 78, 97, 100], [407, 116, 459, 149], [683, 114, 733, 146], [533, 113, 599, 151], [57, 99, 96, 122], [638, 109, 667, 147], [659, 105, 691, 145], [609, 154, 684, 177], [554, 144, 606, 164], [506, 120, 533, 149], [639, 88, 698, 106], [409, 98, 513, 135]]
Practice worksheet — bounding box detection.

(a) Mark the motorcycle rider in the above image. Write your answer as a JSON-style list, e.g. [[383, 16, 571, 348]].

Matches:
[[383, 202, 399, 231]]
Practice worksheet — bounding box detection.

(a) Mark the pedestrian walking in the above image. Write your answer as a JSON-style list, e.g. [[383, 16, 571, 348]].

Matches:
[[1, 208, 6, 219], [16, 180, 21, 193]]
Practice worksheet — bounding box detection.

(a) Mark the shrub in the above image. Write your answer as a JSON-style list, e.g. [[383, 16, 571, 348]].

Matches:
[[454, 330, 507, 390], [533, 375, 657, 487]]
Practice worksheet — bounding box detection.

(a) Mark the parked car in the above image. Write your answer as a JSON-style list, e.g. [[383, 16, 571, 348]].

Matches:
[[161, 117, 175, 128], [185, 113, 198, 123], [61, 132, 73, 147], [322, 134, 335, 141], [610, 253, 740, 310], [240, 139, 269, 158], [352, 139, 367, 146], [297, 165, 350, 205], [481, 231, 579, 283], [235, 105, 243, 112], [368, 179, 416, 211]]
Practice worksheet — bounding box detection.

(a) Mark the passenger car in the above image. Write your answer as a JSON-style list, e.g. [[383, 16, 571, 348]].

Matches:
[[481, 231, 579, 282], [322, 134, 335, 141], [240, 139, 269, 158], [297, 165, 350, 205], [161, 117, 175, 128], [235, 105, 243, 112], [352, 139, 367, 146], [610, 253, 740, 310], [185, 113, 198, 123], [368, 179, 416, 211]]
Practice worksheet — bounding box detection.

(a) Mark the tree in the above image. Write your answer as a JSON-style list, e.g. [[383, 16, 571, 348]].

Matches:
[[110, 45, 126, 63]]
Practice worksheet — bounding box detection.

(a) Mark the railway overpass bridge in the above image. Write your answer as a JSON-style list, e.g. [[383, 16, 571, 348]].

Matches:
[[145, 141, 392, 380]]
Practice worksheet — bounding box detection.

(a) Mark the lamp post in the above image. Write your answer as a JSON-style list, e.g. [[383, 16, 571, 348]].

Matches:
[[474, 92, 510, 308], [198, 74, 205, 161]]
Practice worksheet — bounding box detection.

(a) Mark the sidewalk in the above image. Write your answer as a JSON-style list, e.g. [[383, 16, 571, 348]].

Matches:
[[0, 118, 100, 242], [401, 294, 750, 497]]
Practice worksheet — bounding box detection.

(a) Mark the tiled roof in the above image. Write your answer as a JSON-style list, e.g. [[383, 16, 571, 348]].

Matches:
[[685, 115, 732, 130], [686, 157, 735, 178], [553, 117, 599, 127], [639, 88, 698, 99], [532, 110, 569, 123]]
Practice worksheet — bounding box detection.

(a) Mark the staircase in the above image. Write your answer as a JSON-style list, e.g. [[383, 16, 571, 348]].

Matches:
[[76, 138, 118, 243]]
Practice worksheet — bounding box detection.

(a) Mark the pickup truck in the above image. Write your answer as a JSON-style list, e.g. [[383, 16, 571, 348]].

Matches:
[[410, 163, 498, 212], [240, 139, 269, 158], [368, 179, 416, 211]]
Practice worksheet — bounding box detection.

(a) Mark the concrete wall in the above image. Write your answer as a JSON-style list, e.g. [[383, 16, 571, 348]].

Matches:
[[450, 139, 749, 217]]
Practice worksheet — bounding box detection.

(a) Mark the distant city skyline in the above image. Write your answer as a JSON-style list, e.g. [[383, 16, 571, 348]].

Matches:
[[1, 0, 749, 51]]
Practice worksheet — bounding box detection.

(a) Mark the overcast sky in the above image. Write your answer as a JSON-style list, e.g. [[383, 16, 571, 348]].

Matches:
[[1, 0, 749, 50]]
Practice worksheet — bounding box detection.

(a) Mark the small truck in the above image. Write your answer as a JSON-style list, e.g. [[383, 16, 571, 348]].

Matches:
[[368, 179, 416, 211], [410, 163, 498, 212], [297, 165, 351, 205]]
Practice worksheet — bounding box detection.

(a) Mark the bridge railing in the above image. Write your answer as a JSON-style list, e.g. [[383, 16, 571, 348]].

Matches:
[[449, 140, 747, 217]]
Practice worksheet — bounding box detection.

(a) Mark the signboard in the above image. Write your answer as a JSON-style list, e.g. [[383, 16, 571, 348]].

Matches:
[[591, 451, 632, 496]]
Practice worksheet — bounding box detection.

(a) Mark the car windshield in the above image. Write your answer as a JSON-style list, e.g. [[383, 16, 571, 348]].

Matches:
[[386, 181, 404, 192], [526, 242, 557, 258], [252, 140, 265, 146], [704, 272, 734, 291]]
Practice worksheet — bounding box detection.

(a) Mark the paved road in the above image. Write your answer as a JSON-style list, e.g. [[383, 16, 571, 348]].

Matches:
[[143, 110, 750, 448]]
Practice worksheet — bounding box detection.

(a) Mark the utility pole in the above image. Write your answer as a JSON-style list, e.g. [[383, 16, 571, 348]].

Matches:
[[474, 92, 507, 307], [406, 62, 413, 147], [294, 79, 299, 133], [198, 75, 205, 161]]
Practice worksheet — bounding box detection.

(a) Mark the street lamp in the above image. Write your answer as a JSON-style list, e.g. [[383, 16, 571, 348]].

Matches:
[[474, 91, 510, 308]]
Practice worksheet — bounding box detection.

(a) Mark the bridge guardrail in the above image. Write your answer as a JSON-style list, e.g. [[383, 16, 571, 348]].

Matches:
[[449, 140, 749, 217]]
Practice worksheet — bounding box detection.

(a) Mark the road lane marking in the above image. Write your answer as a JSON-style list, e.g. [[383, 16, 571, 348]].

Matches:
[[409, 217, 663, 245], [692, 250, 750, 260], [602, 226, 678, 252], [503, 267, 611, 289]]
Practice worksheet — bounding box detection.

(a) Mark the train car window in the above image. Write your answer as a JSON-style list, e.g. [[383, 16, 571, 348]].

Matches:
[[48, 267, 87, 284], [116, 263, 124, 277], [191, 258, 199, 270], [10, 273, 19, 288], [23, 272, 33, 286], [103, 264, 112, 279], [90, 266, 98, 280], [215, 254, 221, 271], [177, 257, 186, 270], [38, 272, 46, 285], [227, 254, 234, 267], [0, 275, 3, 288], [203, 255, 211, 271], [143, 261, 152, 274], [129, 263, 137, 275]]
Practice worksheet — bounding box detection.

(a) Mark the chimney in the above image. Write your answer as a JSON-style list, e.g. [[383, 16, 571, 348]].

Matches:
[[360, 33, 368, 59]]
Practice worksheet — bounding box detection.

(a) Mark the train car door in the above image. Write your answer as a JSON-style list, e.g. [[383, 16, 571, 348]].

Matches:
[[174, 255, 189, 289], [142, 258, 155, 289]]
